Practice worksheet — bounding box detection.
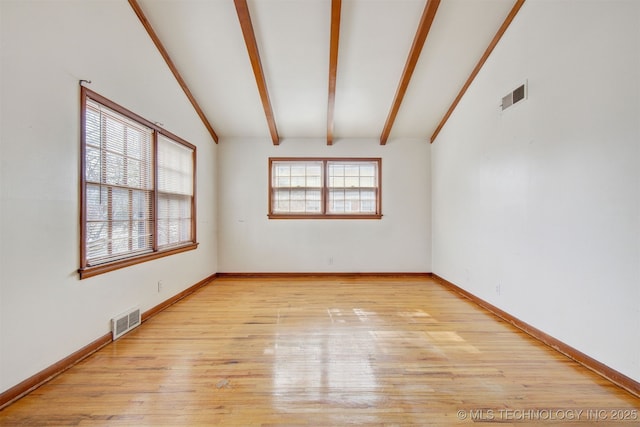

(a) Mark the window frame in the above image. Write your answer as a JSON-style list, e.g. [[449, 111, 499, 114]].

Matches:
[[79, 87, 197, 279], [268, 157, 382, 219]]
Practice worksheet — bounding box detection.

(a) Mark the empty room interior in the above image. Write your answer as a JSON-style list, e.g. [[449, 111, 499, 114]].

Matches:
[[1, 0, 639, 425]]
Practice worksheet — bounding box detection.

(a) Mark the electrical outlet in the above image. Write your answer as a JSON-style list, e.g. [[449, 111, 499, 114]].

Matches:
[[496, 284, 501, 296], [158, 280, 163, 293], [328, 257, 334, 265]]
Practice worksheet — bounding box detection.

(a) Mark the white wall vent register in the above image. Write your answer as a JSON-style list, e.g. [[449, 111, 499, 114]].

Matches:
[[501, 82, 527, 110], [111, 307, 141, 340]]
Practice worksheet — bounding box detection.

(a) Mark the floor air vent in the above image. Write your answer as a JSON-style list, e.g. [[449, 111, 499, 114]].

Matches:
[[501, 82, 527, 111], [112, 307, 141, 340]]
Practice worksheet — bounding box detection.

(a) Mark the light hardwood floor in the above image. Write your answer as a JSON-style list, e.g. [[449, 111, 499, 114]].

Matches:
[[1, 276, 639, 426]]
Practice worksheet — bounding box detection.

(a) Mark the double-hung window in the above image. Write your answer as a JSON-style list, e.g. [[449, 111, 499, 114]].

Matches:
[[79, 88, 197, 278], [269, 158, 381, 219]]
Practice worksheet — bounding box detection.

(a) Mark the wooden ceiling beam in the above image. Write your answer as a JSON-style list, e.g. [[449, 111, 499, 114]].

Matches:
[[234, 0, 280, 145], [128, 0, 219, 143], [380, 0, 441, 145], [327, 0, 342, 146], [430, 0, 526, 143]]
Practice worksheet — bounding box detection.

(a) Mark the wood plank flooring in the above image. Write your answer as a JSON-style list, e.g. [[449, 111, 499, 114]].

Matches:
[[1, 276, 639, 426]]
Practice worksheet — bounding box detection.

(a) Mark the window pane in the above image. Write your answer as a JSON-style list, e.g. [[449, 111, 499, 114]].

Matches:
[[275, 165, 290, 177], [127, 158, 141, 188], [307, 200, 321, 211], [132, 190, 150, 220], [111, 221, 130, 255], [345, 165, 359, 176], [111, 188, 130, 221], [271, 160, 323, 214], [86, 184, 107, 221], [273, 161, 322, 189], [329, 164, 344, 177], [307, 165, 322, 176], [273, 189, 290, 213], [104, 117, 125, 154], [291, 165, 306, 176], [85, 108, 101, 148], [277, 176, 291, 187], [127, 129, 142, 159], [83, 97, 155, 266], [157, 135, 194, 249], [271, 186, 321, 214], [291, 190, 305, 201], [361, 189, 375, 201], [360, 164, 375, 176], [307, 175, 321, 187], [131, 220, 151, 251], [158, 135, 193, 195], [86, 222, 108, 260], [327, 160, 379, 215], [329, 176, 344, 187], [360, 176, 375, 187], [105, 152, 124, 186], [291, 176, 306, 187], [344, 176, 359, 187], [157, 194, 192, 247], [270, 159, 379, 217], [85, 147, 101, 183]]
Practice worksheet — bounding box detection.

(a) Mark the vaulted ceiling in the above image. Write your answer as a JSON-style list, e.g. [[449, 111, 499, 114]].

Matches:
[[131, 0, 523, 145]]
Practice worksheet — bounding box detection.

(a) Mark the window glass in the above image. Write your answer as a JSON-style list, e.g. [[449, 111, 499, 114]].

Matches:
[[80, 88, 197, 278], [269, 158, 381, 219]]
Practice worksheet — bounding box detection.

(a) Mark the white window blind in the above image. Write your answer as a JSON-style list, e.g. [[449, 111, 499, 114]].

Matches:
[[157, 135, 194, 248], [84, 99, 154, 265]]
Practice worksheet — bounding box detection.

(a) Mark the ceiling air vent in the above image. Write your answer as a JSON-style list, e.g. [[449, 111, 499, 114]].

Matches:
[[501, 82, 527, 111]]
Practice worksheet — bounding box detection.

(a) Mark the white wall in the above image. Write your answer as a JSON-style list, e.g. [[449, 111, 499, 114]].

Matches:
[[432, 0, 640, 381], [218, 138, 431, 273], [0, 1, 217, 392]]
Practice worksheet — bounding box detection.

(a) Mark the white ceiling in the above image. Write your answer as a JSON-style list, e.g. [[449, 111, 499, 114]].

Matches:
[[136, 0, 518, 143]]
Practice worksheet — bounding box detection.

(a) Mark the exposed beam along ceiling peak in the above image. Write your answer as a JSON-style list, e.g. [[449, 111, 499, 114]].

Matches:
[[430, 0, 526, 143], [128, 0, 219, 143], [379, 0, 441, 145], [130, 0, 520, 145], [327, 0, 342, 146], [234, 0, 280, 145]]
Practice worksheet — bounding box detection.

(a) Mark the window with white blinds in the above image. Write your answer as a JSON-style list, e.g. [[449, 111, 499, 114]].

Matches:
[[269, 158, 381, 219], [80, 88, 197, 278], [157, 135, 194, 248]]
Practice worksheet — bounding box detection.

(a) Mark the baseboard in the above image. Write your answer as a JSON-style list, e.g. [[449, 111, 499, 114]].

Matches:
[[216, 272, 433, 279], [142, 273, 217, 321], [432, 274, 640, 399], [0, 273, 217, 411], [0, 332, 112, 410]]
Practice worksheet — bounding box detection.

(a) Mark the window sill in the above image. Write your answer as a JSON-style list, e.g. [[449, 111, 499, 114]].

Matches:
[[79, 243, 199, 279], [268, 214, 382, 220]]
